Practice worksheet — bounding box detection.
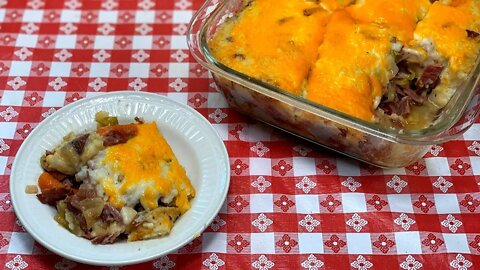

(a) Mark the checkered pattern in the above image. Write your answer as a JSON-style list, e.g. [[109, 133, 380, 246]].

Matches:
[[1, 0, 480, 269]]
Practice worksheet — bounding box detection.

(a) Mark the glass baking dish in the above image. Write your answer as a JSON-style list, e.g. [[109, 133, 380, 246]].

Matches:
[[187, 0, 480, 168]]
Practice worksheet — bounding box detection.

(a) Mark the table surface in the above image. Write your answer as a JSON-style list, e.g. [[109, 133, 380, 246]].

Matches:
[[1, 0, 480, 269]]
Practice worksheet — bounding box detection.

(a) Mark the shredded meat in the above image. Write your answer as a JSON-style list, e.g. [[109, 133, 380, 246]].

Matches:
[[71, 134, 90, 155], [99, 125, 138, 146], [77, 213, 89, 235], [379, 62, 444, 117], [59, 182, 126, 244], [74, 182, 97, 200], [397, 97, 413, 116], [378, 102, 393, 115], [416, 65, 444, 92], [103, 130, 131, 146], [398, 87, 425, 104], [37, 186, 72, 205], [378, 85, 418, 117], [100, 204, 123, 223], [63, 182, 98, 233]]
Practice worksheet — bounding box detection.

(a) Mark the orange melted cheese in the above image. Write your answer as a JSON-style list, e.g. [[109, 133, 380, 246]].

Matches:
[[347, 0, 431, 42], [208, 0, 329, 94], [414, 1, 479, 74], [306, 11, 393, 121], [320, 0, 354, 11], [101, 123, 195, 214]]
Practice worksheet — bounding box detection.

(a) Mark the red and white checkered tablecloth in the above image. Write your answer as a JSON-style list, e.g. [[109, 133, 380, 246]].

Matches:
[[1, 0, 480, 269]]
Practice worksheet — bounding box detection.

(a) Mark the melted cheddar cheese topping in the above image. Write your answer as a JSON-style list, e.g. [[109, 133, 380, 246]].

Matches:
[[101, 123, 195, 214], [307, 11, 393, 121], [209, 0, 329, 95], [347, 0, 431, 42], [414, 1, 479, 74]]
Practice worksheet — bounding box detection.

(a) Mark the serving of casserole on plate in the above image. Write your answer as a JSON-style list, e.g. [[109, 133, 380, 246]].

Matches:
[[188, 0, 480, 167], [9, 92, 230, 266], [35, 111, 195, 244]]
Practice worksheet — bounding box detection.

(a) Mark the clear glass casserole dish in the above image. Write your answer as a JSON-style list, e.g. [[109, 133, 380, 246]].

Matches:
[[187, 0, 480, 168]]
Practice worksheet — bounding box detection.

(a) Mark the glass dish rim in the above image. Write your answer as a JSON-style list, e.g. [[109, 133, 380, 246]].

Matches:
[[187, 0, 480, 145]]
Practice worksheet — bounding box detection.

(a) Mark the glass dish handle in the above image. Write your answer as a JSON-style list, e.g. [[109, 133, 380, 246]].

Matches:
[[187, 0, 220, 67], [443, 84, 480, 139]]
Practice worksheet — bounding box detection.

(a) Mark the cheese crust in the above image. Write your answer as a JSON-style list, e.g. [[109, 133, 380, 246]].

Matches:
[[209, 0, 480, 126]]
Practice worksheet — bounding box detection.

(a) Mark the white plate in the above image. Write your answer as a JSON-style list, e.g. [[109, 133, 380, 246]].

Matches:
[[10, 91, 230, 266]]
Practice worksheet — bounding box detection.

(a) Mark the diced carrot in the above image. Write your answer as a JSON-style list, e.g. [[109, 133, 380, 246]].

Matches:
[[38, 172, 64, 191]]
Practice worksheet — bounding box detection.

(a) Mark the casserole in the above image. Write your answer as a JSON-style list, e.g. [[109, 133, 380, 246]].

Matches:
[[36, 113, 195, 244], [187, 0, 480, 167]]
